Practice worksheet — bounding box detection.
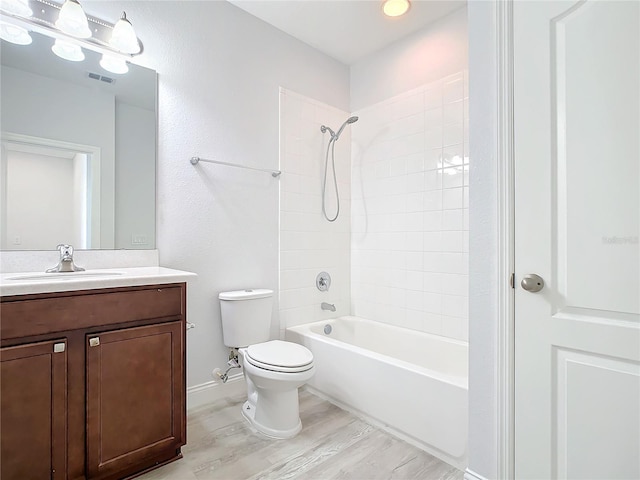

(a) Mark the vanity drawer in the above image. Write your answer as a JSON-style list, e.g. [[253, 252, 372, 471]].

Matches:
[[0, 285, 184, 340]]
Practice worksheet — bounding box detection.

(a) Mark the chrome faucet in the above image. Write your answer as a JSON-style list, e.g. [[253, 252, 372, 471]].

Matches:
[[321, 302, 336, 312], [46, 244, 85, 273]]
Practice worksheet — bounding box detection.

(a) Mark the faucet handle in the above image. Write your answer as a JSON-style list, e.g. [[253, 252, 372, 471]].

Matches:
[[56, 244, 74, 259]]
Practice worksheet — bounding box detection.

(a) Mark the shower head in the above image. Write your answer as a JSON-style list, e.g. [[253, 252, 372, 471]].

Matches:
[[334, 116, 359, 141]]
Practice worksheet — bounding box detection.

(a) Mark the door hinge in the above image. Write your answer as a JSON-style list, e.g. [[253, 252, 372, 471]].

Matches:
[[510, 273, 515, 289], [89, 337, 100, 347]]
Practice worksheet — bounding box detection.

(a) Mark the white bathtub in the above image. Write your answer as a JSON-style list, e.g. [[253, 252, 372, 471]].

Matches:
[[286, 315, 468, 470]]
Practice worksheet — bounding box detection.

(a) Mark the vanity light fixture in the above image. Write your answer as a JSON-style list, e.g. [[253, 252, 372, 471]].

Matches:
[[0, 0, 32, 17], [55, 0, 91, 38], [0, 21, 31, 44], [383, 0, 410, 17], [0, 0, 143, 74], [99, 53, 128, 74], [109, 12, 140, 55], [52, 38, 84, 61]]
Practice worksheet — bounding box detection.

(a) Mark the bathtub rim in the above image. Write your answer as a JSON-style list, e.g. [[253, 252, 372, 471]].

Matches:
[[286, 315, 468, 389]]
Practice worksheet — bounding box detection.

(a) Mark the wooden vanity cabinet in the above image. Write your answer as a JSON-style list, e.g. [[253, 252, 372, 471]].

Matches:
[[0, 339, 68, 480], [0, 283, 187, 480]]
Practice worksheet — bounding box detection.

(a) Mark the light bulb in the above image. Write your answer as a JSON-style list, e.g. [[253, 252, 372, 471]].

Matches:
[[109, 12, 140, 54], [0, 22, 32, 44], [51, 38, 84, 61], [100, 54, 128, 74], [383, 0, 410, 17], [56, 0, 91, 39], [0, 0, 32, 17]]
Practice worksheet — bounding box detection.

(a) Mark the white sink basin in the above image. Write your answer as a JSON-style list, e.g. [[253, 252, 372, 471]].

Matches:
[[6, 271, 124, 281]]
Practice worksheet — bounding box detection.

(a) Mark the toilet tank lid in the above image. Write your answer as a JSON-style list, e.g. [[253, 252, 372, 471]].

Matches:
[[219, 289, 273, 301]]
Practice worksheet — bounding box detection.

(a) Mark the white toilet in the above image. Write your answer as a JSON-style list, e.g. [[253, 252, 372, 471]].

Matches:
[[219, 288, 315, 439]]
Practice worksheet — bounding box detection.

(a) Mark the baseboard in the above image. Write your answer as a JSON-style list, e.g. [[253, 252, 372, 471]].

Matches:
[[464, 468, 489, 480], [186, 373, 245, 411]]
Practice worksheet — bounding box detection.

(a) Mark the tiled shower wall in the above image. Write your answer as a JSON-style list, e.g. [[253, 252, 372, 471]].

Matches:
[[351, 72, 469, 341], [278, 89, 351, 334]]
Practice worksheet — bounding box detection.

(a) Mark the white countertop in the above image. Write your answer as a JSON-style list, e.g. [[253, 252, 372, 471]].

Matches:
[[0, 267, 197, 297]]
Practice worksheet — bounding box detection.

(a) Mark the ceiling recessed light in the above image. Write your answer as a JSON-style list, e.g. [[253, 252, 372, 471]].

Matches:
[[383, 0, 410, 17]]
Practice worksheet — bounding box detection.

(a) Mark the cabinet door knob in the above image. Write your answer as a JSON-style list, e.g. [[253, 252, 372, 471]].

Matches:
[[89, 337, 100, 347]]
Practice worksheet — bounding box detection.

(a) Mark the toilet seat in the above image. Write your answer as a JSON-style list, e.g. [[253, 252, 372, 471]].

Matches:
[[245, 340, 313, 373]]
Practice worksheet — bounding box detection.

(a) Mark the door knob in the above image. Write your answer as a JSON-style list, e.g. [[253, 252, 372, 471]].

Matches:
[[521, 274, 544, 293]]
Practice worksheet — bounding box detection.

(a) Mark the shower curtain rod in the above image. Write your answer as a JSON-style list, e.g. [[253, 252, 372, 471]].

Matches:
[[190, 157, 281, 178]]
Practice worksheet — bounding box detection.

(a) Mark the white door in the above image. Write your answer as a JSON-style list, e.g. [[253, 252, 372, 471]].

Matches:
[[514, 1, 640, 478]]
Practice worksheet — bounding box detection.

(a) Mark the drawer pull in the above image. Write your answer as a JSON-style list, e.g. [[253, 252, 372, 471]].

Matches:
[[89, 337, 100, 347]]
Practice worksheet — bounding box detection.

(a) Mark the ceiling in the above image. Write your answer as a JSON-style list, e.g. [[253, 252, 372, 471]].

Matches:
[[227, 0, 466, 65]]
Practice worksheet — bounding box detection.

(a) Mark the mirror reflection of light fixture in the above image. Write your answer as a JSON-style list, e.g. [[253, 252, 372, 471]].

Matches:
[[383, 0, 410, 17], [0, 0, 143, 73], [110, 12, 140, 54], [52, 38, 85, 61], [100, 54, 128, 74], [55, 0, 91, 38], [0, 21, 31, 44], [0, 0, 32, 17]]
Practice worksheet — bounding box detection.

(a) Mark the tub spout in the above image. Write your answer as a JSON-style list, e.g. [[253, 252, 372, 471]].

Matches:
[[321, 302, 336, 312]]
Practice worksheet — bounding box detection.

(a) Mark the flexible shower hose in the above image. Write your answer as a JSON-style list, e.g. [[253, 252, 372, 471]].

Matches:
[[322, 136, 340, 222]]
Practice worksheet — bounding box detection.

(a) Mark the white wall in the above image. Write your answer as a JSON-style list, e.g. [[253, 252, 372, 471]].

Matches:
[[351, 72, 469, 341], [0, 66, 116, 248], [467, 1, 499, 479], [279, 89, 351, 333], [350, 7, 468, 111], [84, 1, 350, 388]]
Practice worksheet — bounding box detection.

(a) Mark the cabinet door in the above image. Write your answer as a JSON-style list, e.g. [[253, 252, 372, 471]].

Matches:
[[86, 321, 185, 478], [0, 340, 67, 480]]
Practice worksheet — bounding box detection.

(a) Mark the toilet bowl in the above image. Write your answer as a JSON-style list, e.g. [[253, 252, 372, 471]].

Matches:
[[239, 340, 315, 439], [219, 289, 315, 438]]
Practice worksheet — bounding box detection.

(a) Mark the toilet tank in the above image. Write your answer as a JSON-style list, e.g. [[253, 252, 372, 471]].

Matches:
[[219, 289, 273, 348]]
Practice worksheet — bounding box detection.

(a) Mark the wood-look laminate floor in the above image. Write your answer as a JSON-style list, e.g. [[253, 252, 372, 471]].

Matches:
[[138, 390, 464, 480]]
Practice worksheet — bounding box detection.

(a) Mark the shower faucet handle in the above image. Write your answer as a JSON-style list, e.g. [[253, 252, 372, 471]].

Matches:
[[316, 272, 331, 291]]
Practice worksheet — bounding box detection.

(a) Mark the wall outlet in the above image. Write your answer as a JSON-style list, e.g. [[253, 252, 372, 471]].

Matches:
[[131, 234, 148, 245]]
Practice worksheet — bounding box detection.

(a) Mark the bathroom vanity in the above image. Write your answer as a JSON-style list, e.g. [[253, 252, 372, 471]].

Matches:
[[0, 268, 195, 480]]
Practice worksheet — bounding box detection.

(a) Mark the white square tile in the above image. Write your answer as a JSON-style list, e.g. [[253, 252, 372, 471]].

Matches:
[[422, 313, 442, 336], [441, 168, 463, 189], [406, 153, 424, 173], [425, 148, 442, 171], [441, 231, 464, 252], [406, 250, 424, 271], [423, 232, 443, 252], [441, 273, 468, 296], [423, 272, 442, 293], [424, 88, 442, 110], [423, 210, 443, 231], [424, 292, 442, 314], [443, 78, 464, 104], [443, 100, 464, 125], [425, 170, 442, 191], [406, 290, 424, 310], [443, 187, 464, 210], [425, 106, 443, 127], [443, 123, 464, 147], [424, 190, 443, 211], [425, 127, 443, 149]]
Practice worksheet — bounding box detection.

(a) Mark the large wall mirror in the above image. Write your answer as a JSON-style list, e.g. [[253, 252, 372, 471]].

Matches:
[[0, 29, 157, 250]]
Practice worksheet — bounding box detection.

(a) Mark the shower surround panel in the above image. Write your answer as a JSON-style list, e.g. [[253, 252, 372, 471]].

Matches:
[[351, 72, 469, 341], [278, 88, 352, 334]]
